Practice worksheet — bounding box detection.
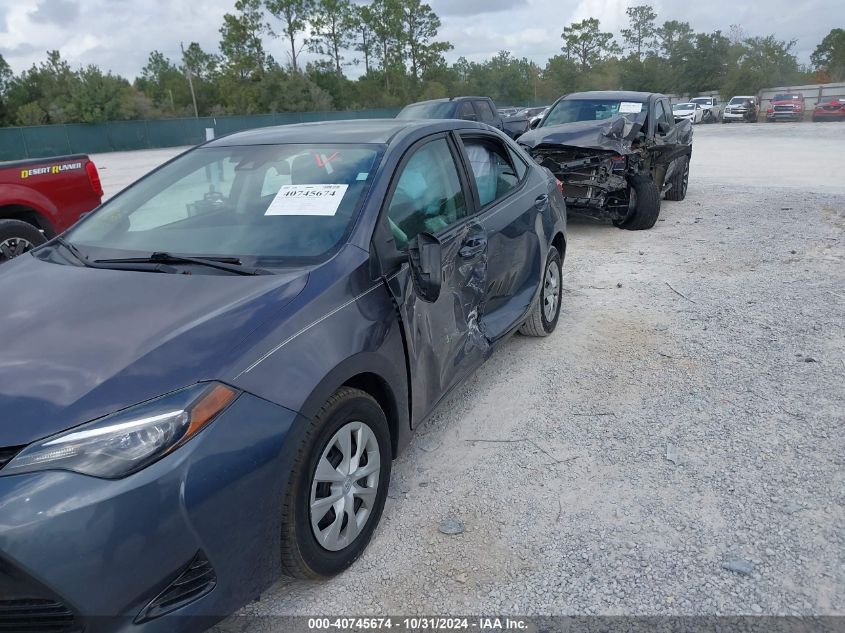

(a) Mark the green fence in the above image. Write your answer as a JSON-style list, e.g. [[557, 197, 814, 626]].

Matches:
[[0, 108, 402, 162]]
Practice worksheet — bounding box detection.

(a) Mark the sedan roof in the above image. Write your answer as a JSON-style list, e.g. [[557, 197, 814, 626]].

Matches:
[[563, 91, 657, 102], [206, 118, 485, 147]]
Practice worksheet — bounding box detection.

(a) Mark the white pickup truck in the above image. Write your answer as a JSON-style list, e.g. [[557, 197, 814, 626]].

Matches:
[[689, 96, 722, 123]]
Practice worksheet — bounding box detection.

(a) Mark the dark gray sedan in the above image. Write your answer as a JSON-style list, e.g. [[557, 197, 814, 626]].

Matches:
[[0, 119, 566, 632]]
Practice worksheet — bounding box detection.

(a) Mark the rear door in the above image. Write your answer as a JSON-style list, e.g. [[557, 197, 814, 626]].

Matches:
[[455, 131, 545, 340], [381, 134, 490, 423]]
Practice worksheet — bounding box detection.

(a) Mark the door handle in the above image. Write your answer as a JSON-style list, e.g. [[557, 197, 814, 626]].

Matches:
[[459, 235, 487, 258], [534, 194, 549, 210]]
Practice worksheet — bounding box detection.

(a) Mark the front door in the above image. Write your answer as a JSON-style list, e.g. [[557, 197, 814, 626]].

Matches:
[[381, 135, 490, 424]]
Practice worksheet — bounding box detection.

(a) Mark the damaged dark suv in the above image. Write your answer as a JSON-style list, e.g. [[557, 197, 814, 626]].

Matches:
[[519, 91, 693, 230]]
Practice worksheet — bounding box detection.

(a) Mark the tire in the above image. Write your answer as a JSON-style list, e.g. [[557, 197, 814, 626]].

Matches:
[[664, 156, 689, 201], [279, 387, 391, 579], [616, 175, 661, 231], [519, 246, 562, 337], [0, 219, 46, 264]]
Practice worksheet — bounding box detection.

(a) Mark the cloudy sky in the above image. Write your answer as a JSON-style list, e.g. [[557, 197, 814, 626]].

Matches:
[[0, 0, 840, 79]]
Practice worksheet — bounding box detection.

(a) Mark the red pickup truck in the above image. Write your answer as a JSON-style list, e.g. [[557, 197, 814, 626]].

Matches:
[[766, 93, 805, 122], [0, 154, 103, 263]]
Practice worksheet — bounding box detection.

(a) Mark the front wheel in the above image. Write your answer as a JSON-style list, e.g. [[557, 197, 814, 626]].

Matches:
[[0, 219, 46, 264], [280, 387, 391, 579], [615, 175, 661, 230], [520, 246, 562, 337]]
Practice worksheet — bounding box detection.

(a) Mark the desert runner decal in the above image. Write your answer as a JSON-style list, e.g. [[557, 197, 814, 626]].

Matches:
[[20, 162, 84, 179]]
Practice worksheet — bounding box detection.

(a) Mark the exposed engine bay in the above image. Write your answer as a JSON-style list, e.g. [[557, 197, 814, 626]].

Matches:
[[519, 114, 693, 223]]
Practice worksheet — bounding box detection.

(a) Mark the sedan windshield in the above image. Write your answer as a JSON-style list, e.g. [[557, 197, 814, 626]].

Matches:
[[396, 102, 454, 119], [66, 144, 381, 267], [541, 99, 646, 126]]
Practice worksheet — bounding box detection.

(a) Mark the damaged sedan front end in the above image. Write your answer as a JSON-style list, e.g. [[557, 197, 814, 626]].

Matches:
[[519, 91, 693, 230]]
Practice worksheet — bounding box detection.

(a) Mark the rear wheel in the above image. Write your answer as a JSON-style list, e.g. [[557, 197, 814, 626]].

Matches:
[[520, 246, 562, 337], [0, 219, 46, 264], [280, 387, 391, 579], [615, 175, 661, 230], [664, 156, 689, 201]]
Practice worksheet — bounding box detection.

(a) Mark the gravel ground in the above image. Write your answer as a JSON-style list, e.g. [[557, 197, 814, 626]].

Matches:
[[96, 122, 845, 620]]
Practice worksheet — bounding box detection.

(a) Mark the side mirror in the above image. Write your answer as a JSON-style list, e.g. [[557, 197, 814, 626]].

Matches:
[[657, 121, 670, 135], [462, 112, 478, 122], [530, 118, 541, 129], [407, 232, 442, 303]]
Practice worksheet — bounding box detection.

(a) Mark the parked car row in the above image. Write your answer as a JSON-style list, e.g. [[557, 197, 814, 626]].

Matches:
[[5, 81, 839, 632]]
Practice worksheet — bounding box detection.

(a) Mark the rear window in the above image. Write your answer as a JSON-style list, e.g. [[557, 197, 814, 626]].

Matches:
[[397, 102, 454, 119]]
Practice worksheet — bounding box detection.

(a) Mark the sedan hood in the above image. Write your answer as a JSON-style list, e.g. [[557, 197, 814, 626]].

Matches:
[[518, 116, 644, 155], [0, 255, 308, 447]]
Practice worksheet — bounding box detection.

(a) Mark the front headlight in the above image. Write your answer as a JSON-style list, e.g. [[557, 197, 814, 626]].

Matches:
[[3, 382, 238, 479]]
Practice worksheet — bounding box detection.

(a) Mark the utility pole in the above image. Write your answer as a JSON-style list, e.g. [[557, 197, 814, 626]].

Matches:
[[181, 42, 199, 118]]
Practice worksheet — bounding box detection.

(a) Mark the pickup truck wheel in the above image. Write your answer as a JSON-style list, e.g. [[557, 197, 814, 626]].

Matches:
[[664, 157, 689, 201], [519, 246, 562, 337], [616, 176, 661, 231], [280, 387, 391, 579], [0, 219, 46, 264]]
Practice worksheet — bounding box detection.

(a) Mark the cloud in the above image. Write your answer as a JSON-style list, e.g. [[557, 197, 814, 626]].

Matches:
[[431, 0, 529, 17], [30, 0, 79, 25], [0, 0, 842, 78]]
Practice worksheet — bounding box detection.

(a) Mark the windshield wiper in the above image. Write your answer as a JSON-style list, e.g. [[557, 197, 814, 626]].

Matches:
[[55, 236, 91, 266], [94, 252, 273, 276]]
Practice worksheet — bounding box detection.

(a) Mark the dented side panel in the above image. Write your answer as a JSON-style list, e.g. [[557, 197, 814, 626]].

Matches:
[[386, 220, 490, 425]]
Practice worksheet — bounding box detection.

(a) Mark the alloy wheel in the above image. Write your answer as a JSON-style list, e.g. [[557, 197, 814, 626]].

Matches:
[[309, 421, 381, 552], [0, 237, 34, 263]]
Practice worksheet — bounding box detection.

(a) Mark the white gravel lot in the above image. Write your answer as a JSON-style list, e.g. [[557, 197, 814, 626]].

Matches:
[[94, 122, 845, 621]]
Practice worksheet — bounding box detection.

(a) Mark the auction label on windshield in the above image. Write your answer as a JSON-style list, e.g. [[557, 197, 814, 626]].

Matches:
[[265, 184, 348, 216], [618, 102, 643, 113]]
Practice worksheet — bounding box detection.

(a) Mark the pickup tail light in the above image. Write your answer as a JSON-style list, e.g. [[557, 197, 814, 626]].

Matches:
[[85, 161, 104, 199]]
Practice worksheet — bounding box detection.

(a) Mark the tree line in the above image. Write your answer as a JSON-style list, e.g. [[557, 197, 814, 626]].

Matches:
[[0, 0, 842, 128]]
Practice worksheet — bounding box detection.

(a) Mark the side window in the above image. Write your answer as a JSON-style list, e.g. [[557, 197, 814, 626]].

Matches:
[[462, 137, 520, 207], [459, 101, 477, 120], [474, 100, 497, 124], [507, 147, 528, 180], [656, 100, 674, 133], [386, 138, 467, 250]]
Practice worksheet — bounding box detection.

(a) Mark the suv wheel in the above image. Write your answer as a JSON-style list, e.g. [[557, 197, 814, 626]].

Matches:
[[0, 219, 46, 264], [280, 387, 391, 578]]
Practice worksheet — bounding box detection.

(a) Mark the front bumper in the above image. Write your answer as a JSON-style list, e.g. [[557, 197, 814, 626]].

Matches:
[[722, 110, 749, 120], [767, 111, 803, 120], [0, 392, 301, 633]]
